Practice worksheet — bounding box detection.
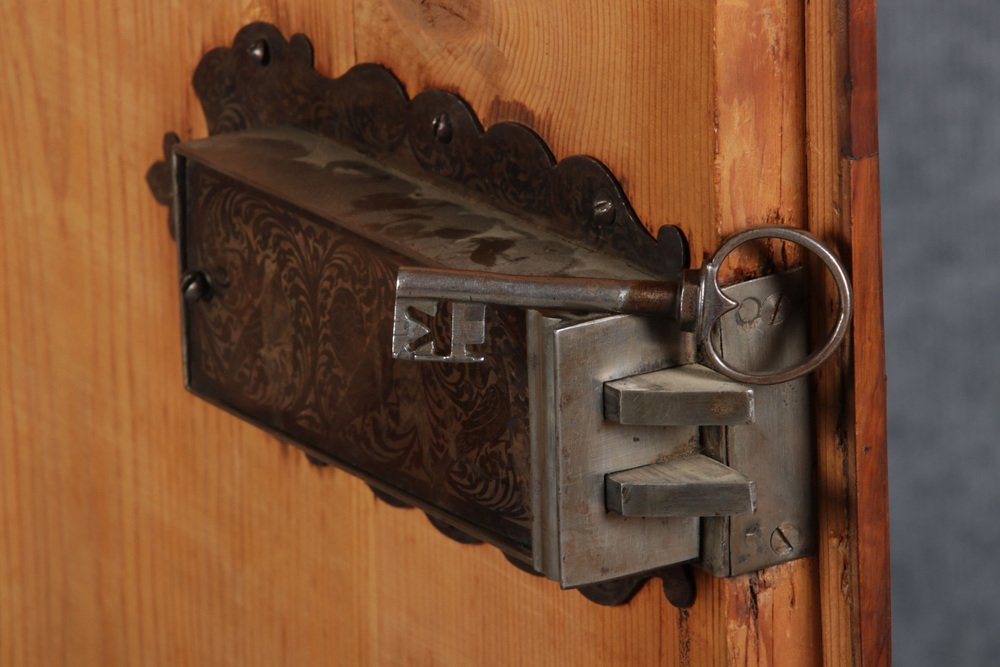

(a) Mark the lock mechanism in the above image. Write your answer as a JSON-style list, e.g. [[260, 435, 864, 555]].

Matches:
[[148, 23, 850, 607]]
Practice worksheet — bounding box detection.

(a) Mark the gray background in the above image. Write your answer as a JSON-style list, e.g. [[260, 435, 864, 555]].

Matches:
[[880, 1, 1000, 664]]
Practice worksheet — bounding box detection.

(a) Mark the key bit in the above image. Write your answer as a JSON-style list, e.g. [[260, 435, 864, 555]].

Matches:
[[392, 299, 486, 363]]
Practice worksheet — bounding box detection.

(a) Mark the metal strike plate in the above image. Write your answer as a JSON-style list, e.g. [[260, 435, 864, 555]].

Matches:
[[699, 271, 814, 576], [604, 364, 755, 426], [151, 23, 820, 606]]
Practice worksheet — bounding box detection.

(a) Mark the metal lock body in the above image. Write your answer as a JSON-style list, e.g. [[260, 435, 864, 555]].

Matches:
[[153, 24, 850, 602], [172, 126, 822, 587]]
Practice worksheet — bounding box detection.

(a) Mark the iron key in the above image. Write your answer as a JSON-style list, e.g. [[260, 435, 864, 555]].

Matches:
[[392, 226, 852, 384]]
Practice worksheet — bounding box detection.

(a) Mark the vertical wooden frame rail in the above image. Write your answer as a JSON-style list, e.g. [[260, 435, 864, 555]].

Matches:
[[807, 1, 891, 665]]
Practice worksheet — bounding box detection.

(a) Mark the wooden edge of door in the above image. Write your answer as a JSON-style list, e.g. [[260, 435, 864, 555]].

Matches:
[[807, 0, 891, 665]]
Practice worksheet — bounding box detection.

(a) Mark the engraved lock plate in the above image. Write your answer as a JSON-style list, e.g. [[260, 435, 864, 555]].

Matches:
[[171, 112, 686, 567], [176, 129, 535, 557]]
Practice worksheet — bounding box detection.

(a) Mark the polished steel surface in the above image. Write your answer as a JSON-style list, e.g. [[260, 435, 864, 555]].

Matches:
[[603, 364, 754, 426], [529, 311, 699, 587], [605, 454, 756, 518], [396, 267, 678, 314]]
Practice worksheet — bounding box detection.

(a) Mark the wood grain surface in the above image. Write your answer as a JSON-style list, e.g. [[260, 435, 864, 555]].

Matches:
[[0, 0, 886, 664], [805, 0, 890, 665]]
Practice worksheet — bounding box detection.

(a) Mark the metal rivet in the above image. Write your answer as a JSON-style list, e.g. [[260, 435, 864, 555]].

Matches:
[[182, 271, 210, 302], [736, 297, 762, 325], [769, 523, 799, 555], [248, 40, 270, 66], [431, 113, 453, 143], [592, 198, 616, 226]]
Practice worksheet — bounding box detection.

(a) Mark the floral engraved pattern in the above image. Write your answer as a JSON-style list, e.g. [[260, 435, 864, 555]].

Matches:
[[184, 165, 532, 549]]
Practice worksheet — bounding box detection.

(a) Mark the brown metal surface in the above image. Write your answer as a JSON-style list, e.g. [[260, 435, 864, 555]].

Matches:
[[179, 162, 533, 554]]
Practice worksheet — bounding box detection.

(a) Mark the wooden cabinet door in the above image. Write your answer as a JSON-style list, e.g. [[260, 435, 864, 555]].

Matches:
[[0, 1, 888, 665]]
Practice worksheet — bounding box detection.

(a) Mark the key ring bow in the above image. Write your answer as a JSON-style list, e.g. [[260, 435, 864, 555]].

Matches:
[[688, 226, 853, 385]]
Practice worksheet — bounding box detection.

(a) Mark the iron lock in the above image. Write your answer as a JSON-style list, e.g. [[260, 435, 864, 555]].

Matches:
[[149, 22, 851, 606]]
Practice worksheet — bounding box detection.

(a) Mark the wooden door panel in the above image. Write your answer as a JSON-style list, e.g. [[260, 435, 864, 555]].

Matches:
[[0, 1, 887, 665]]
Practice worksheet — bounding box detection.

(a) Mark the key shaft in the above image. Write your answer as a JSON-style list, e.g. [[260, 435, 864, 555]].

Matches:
[[395, 267, 681, 318]]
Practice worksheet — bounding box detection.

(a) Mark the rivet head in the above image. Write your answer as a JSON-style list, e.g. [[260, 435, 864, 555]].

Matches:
[[431, 113, 453, 143], [182, 271, 210, 302], [248, 40, 270, 66], [592, 198, 616, 226]]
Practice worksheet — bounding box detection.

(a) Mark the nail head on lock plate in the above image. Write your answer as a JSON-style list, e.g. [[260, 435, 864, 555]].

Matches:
[[592, 198, 616, 226], [182, 272, 210, 302], [249, 40, 269, 65], [432, 113, 453, 143]]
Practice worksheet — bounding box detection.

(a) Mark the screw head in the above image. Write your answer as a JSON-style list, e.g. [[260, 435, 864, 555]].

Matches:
[[248, 40, 270, 66], [181, 271, 210, 302], [761, 292, 788, 326], [431, 113, 453, 143], [769, 523, 800, 556], [592, 198, 616, 226]]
